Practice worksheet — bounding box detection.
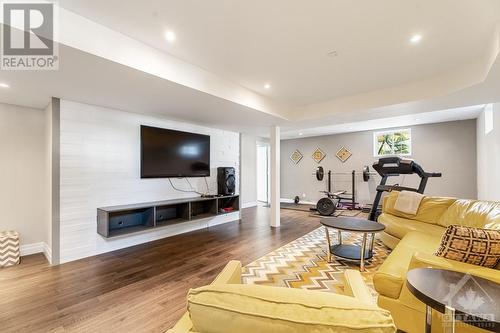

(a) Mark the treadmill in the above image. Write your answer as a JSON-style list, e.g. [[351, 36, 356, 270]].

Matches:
[[368, 157, 442, 221]]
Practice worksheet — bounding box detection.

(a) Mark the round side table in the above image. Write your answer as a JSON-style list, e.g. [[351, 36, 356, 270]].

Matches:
[[320, 216, 385, 271], [407, 268, 500, 333]]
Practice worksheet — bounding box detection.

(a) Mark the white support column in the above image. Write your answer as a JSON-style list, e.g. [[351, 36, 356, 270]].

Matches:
[[270, 126, 280, 228]]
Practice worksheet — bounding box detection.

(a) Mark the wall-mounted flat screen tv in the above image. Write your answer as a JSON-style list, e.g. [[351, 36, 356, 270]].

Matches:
[[141, 125, 210, 178]]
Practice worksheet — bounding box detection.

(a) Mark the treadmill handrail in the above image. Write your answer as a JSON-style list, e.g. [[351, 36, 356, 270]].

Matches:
[[425, 172, 442, 177], [368, 156, 442, 221], [376, 185, 419, 192]]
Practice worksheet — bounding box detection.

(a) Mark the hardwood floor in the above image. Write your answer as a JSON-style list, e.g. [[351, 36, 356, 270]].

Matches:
[[0, 207, 320, 332]]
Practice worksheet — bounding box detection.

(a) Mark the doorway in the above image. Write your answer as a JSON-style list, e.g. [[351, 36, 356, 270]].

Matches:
[[256, 144, 270, 205]]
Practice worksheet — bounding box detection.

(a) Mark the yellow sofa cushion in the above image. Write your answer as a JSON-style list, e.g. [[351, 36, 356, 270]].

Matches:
[[438, 199, 500, 229], [373, 232, 442, 299], [409, 251, 500, 282], [378, 213, 446, 240], [382, 192, 456, 225], [187, 284, 396, 333]]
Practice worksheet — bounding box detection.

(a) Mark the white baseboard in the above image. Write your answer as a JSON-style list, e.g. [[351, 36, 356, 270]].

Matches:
[[20, 242, 52, 264], [43, 242, 52, 264], [241, 201, 258, 208], [60, 213, 240, 264], [20, 242, 44, 256], [280, 198, 316, 205]]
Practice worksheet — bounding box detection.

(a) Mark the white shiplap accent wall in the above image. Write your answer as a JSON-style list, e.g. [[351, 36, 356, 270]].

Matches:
[[59, 100, 240, 263]]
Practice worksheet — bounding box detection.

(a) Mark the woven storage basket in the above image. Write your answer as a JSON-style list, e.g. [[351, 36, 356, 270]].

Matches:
[[0, 231, 20, 267]]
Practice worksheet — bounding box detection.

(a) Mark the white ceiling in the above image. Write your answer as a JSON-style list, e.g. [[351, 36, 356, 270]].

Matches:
[[0, 45, 284, 133], [59, 0, 500, 106], [0, 1, 499, 137], [281, 105, 485, 139], [0, 44, 486, 137]]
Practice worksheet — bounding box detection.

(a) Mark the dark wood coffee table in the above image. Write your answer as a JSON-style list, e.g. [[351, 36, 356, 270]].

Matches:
[[320, 216, 385, 271], [407, 268, 500, 333]]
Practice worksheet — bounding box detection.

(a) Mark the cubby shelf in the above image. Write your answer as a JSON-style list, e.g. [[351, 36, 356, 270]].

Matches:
[[97, 195, 239, 238]]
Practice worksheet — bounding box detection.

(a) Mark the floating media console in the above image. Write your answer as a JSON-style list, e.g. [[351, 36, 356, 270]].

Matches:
[[97, 195, 239, 238]]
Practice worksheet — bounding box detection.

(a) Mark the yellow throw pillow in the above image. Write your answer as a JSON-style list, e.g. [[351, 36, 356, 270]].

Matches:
[[187, 284, 396, 333], [435, 225, 500, 268]]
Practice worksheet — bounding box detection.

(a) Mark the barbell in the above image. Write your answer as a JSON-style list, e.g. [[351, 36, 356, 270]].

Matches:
[[314, 166, 375, 182]]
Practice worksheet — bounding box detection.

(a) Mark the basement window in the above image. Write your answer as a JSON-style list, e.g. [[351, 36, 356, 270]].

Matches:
[[373, 128, 412, 157]]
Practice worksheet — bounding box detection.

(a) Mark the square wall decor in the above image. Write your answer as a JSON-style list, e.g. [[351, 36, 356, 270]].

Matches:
[[312, 148, 326, 163], [336, 146, 352, 163], [290, 149, 303, 164]]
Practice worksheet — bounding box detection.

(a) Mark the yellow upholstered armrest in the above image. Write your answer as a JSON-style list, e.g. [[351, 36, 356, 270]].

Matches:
[[167, 260, 242, 333], [343, 270, 375, 305], [167, 313, 193, 333], [187, 284, 396, 333], [210, 260, 242, 285], [409, 252, 500, 283]]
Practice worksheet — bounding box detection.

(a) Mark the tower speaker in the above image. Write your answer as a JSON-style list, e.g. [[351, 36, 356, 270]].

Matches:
[[217, 167, 236, 195]]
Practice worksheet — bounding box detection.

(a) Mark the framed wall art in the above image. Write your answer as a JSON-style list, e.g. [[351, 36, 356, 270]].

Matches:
[[290, 149, 303, 164], [312, 148, 326, 163], [336, 146, 352, 163]]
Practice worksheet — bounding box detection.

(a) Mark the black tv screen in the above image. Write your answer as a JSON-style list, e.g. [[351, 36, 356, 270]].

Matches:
[[141, 125, 210, 178]]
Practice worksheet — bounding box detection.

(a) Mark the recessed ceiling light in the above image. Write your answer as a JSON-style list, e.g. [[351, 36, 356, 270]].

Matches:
[[264, 83, 271, 90], [165, 30, 176, 42], [326, 50, 338, 57], [0, 82, 10, 88], [410, 34, 422, 44], [298, 132, 303, 136]]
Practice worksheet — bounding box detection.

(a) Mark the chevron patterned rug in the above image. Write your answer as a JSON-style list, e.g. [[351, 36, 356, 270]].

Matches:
[[0, 231, 20, 268], [242, 227, 391, 296]]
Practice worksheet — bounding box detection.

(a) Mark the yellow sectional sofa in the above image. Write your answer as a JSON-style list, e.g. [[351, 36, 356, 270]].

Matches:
[[169, 261, 396, 333], [373, 192, 500, 333]]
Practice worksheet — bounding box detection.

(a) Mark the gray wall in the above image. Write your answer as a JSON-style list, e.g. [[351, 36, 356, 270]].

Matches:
[[477, 105, 500, 200], [281, 120, 477, 204]]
